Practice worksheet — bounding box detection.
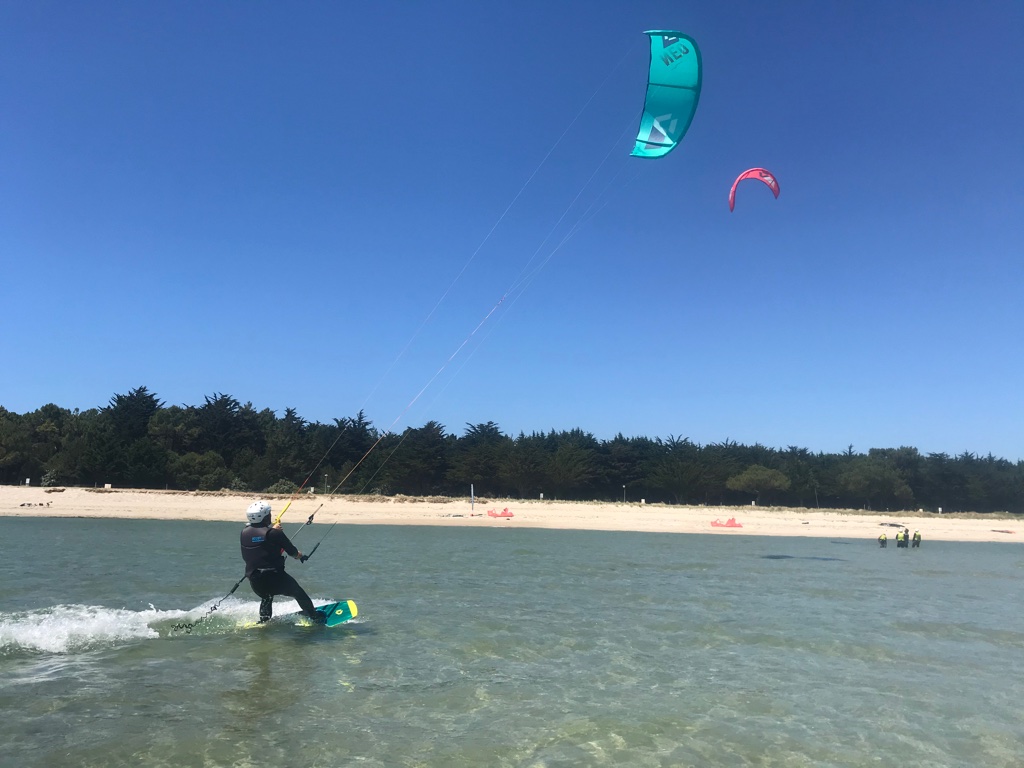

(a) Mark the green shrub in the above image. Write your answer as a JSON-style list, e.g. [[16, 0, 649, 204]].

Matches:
[[265, 478, 299, 495]]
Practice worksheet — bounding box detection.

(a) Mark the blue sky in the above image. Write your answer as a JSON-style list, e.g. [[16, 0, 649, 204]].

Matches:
[[3, 1, 1022, 461]]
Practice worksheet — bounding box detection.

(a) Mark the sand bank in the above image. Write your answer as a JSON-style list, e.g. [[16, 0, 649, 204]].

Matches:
[[2, 486, 1020, 543]]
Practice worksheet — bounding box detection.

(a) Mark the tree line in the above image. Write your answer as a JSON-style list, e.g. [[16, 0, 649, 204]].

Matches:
[[1, 387, 1020, 514]]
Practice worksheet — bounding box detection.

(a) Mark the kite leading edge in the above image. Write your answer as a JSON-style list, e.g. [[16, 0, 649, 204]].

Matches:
[[630, 30, 703, 159]]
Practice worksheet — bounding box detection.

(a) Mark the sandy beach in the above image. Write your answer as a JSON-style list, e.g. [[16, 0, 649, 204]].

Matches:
[[2, 486, 1019, 543]]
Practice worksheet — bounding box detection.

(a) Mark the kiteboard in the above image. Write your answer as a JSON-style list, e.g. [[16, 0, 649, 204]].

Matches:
[[242, 600, 358, 629], [311, 599, 358, 628]]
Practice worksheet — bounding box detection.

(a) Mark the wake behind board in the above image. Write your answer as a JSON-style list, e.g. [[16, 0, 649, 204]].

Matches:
[[313, 599, 358, 627]]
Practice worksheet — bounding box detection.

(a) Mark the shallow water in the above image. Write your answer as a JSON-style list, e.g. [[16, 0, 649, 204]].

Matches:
[[2, 518, 1023, 767]]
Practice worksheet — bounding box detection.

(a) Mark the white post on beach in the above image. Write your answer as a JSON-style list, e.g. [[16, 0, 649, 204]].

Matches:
[[471, 484, 474, 511]]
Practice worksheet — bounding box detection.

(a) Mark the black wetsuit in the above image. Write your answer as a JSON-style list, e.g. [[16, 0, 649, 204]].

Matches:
[[240, 520, 316, 622]]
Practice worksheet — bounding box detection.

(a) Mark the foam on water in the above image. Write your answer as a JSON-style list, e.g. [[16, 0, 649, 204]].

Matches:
[[0, 595, 356, 654], [0, 603, 171, 654]]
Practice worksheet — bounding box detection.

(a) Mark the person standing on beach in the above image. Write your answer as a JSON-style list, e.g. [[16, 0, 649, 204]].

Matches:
[[240, 500, 321, 623]]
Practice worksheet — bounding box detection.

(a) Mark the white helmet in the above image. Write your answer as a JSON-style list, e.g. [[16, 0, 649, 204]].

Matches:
[[246, 500, 272, 525]]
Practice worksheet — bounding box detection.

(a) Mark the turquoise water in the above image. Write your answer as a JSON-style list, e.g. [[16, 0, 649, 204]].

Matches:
[[2, 518, 1023, 767]]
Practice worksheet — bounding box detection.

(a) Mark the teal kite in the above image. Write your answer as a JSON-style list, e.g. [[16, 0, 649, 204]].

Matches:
[[630, 31, 702, 159]]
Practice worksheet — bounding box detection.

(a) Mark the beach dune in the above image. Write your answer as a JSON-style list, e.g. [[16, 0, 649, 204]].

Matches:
[[1, 486, 1019, 543]]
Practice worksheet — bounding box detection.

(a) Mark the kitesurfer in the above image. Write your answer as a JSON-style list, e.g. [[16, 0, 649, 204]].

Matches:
[[240, 500, 323, 623]]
